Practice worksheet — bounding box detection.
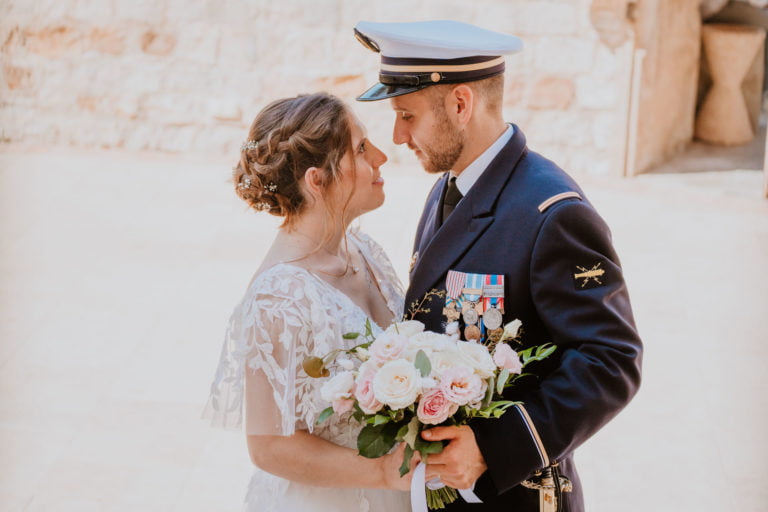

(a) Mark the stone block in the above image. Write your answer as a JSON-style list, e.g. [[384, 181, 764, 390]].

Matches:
[[527, 76, 575, 110], [517, 1, 581, 36], [3, 64, 32, 90], [534, 36, 595, 74], [140, 30, 176, 56], [24, 25, 85, 57], [88, 27, 126, 56], [575, 74, 620, 109]]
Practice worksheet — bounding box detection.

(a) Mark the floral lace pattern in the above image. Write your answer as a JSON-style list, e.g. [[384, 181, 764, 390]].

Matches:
[[203, 229, 408, 511]]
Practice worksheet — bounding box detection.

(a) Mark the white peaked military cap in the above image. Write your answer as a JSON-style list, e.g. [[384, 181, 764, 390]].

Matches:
[[354, 20, 523, 101]]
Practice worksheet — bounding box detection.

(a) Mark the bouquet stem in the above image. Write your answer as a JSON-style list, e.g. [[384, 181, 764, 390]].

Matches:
[[426, 487, 458, 510]]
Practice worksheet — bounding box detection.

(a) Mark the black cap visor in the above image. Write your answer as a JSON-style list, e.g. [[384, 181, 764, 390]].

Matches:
[[355, 82, 428, 102]]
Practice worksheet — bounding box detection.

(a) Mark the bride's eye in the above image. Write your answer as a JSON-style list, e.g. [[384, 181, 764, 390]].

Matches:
[[357, 141, 367, 153]]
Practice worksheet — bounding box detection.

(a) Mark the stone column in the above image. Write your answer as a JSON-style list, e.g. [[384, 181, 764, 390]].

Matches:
[[695, 24, 766, 145]]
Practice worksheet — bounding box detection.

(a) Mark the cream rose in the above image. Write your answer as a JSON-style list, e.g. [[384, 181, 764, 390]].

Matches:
[[320, 371, 354, 403], [369, 332, 408, 364], [429, 349, 465, 379], [384, 320, 425, 337], [440, 366, 485, 406], [373, 359, 421, 410], [456, 341, 496, 378]]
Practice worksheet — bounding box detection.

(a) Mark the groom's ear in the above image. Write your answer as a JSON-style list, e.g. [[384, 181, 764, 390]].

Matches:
[[448, 85, 474, 128]]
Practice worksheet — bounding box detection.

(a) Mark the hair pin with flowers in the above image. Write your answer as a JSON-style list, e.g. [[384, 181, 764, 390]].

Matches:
[[240, 140, 258, 151]]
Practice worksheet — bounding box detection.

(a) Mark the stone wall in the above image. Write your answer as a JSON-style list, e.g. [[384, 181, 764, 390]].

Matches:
[[1, 0, 639, 175]]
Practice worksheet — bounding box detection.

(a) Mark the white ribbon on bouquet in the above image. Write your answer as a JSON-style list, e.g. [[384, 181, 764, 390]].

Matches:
[[410, 462, 483, 512]]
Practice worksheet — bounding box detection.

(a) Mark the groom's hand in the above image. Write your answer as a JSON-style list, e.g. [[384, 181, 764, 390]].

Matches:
[[422, 425, 487, 489]]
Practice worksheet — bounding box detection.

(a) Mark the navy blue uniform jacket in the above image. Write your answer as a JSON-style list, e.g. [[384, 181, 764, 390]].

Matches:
[[404, 126, 643, 511]]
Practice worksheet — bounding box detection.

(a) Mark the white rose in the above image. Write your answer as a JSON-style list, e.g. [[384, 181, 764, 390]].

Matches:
[[369, 332, 408, 364], [500, 319, 523, 342], [384, 320, 425, 337], [445, 321, 460, 337], [430, 350, 466, 379], [456, 341, 496, 379], [372, 359, 421, 410], [403, 331, 450, 360], [320, 371, 355, 402]]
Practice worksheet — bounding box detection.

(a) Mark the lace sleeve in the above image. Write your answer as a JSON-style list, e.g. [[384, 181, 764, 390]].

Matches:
[[202, 267, 341, 436]]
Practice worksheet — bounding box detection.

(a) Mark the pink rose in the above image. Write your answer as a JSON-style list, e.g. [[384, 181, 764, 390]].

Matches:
[[417, 388, 459, 425], [440, 366, 485, 406], [369, 332, 408, 364], [354, 368, 383, 414], [493, 343, 522, 374], [332, 398, 354, 415]]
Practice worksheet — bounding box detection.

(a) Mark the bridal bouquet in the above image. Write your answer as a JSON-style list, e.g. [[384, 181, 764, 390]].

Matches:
[[303, 318, 555, 509]]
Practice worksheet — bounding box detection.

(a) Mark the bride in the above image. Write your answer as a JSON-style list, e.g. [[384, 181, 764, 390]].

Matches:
[[203, 92, 413, 511]]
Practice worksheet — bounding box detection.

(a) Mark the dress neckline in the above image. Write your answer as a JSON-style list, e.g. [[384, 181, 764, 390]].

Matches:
[[270, 262, 391, 332]]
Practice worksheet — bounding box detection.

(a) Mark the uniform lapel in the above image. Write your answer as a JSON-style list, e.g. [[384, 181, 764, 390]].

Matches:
[[406, 126, 528, 304]]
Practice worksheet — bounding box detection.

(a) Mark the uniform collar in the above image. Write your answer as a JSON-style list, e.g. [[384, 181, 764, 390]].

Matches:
[[452, 124, 514, 196]]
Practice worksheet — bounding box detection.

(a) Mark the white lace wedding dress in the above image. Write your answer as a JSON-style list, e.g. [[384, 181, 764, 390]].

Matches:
[[203, 229, 411, 511]]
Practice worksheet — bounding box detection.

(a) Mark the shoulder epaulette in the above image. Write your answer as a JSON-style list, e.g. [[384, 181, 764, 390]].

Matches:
[[537, 191, 582, 213]]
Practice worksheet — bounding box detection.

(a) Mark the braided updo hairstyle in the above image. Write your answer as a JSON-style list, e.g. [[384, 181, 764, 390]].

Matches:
[[233, 93, 352, 227]]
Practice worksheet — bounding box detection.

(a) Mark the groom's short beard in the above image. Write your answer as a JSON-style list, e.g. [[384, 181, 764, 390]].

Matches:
[[420, 104, 464, 174]]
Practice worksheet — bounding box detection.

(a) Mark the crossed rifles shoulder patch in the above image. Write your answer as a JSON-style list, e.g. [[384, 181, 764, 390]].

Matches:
[[573, 261, 607, 290]]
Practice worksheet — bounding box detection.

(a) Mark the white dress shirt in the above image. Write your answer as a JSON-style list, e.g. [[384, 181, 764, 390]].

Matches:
[[452, 124, 514, 196]]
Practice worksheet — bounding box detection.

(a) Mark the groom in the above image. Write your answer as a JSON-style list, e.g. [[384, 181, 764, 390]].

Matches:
[[354, 21, 643, 511]]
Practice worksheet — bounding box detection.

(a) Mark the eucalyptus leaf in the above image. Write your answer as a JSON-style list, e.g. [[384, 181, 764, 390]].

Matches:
[[414, 350, 432, 377], [496, 368, 510, 395], [316, 406, 334, 425]]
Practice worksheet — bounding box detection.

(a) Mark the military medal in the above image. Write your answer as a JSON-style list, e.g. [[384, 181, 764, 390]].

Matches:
[[482, 274, 505, 334], [464, 324, 482, 341], [462, 307, 479, 326], [443, 270, 466, 323], [461, 273, 484, 341], [483, 307, 502, 330]]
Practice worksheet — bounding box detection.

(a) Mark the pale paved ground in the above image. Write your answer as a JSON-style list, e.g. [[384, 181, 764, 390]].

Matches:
[[1, 147, 767, 511]]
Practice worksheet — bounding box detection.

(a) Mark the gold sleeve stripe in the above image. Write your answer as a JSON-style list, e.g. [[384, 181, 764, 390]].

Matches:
[[515, 404, 550, 469], [537, 191, 582, 213]]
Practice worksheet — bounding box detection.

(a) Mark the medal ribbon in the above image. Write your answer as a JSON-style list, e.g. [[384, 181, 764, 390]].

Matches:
[[463, 273, 483, 303], [445, 270, 466, 309], [483, 274, 505, 311]]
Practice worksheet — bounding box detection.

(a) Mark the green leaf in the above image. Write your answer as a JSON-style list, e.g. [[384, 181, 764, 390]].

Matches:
[[496, 368, 510, 395], [414, 350, 432, 377], [399, 443, 415, 477], [364, 318, 373, 339], [372, 414, 390, 426], [316, 406, 334, 425], [342, 332, 360, 340], [414, 435, 444, 456], [482, 375, 495, 409], [357, 422, 400, 458], [400, 416, 420, 448]]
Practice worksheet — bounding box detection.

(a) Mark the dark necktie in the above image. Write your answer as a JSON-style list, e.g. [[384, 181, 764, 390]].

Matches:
[[441, 176, 463, 224]]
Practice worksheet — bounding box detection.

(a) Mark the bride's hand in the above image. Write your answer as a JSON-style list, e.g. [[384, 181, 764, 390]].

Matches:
[[380, 443, 420, 491]]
